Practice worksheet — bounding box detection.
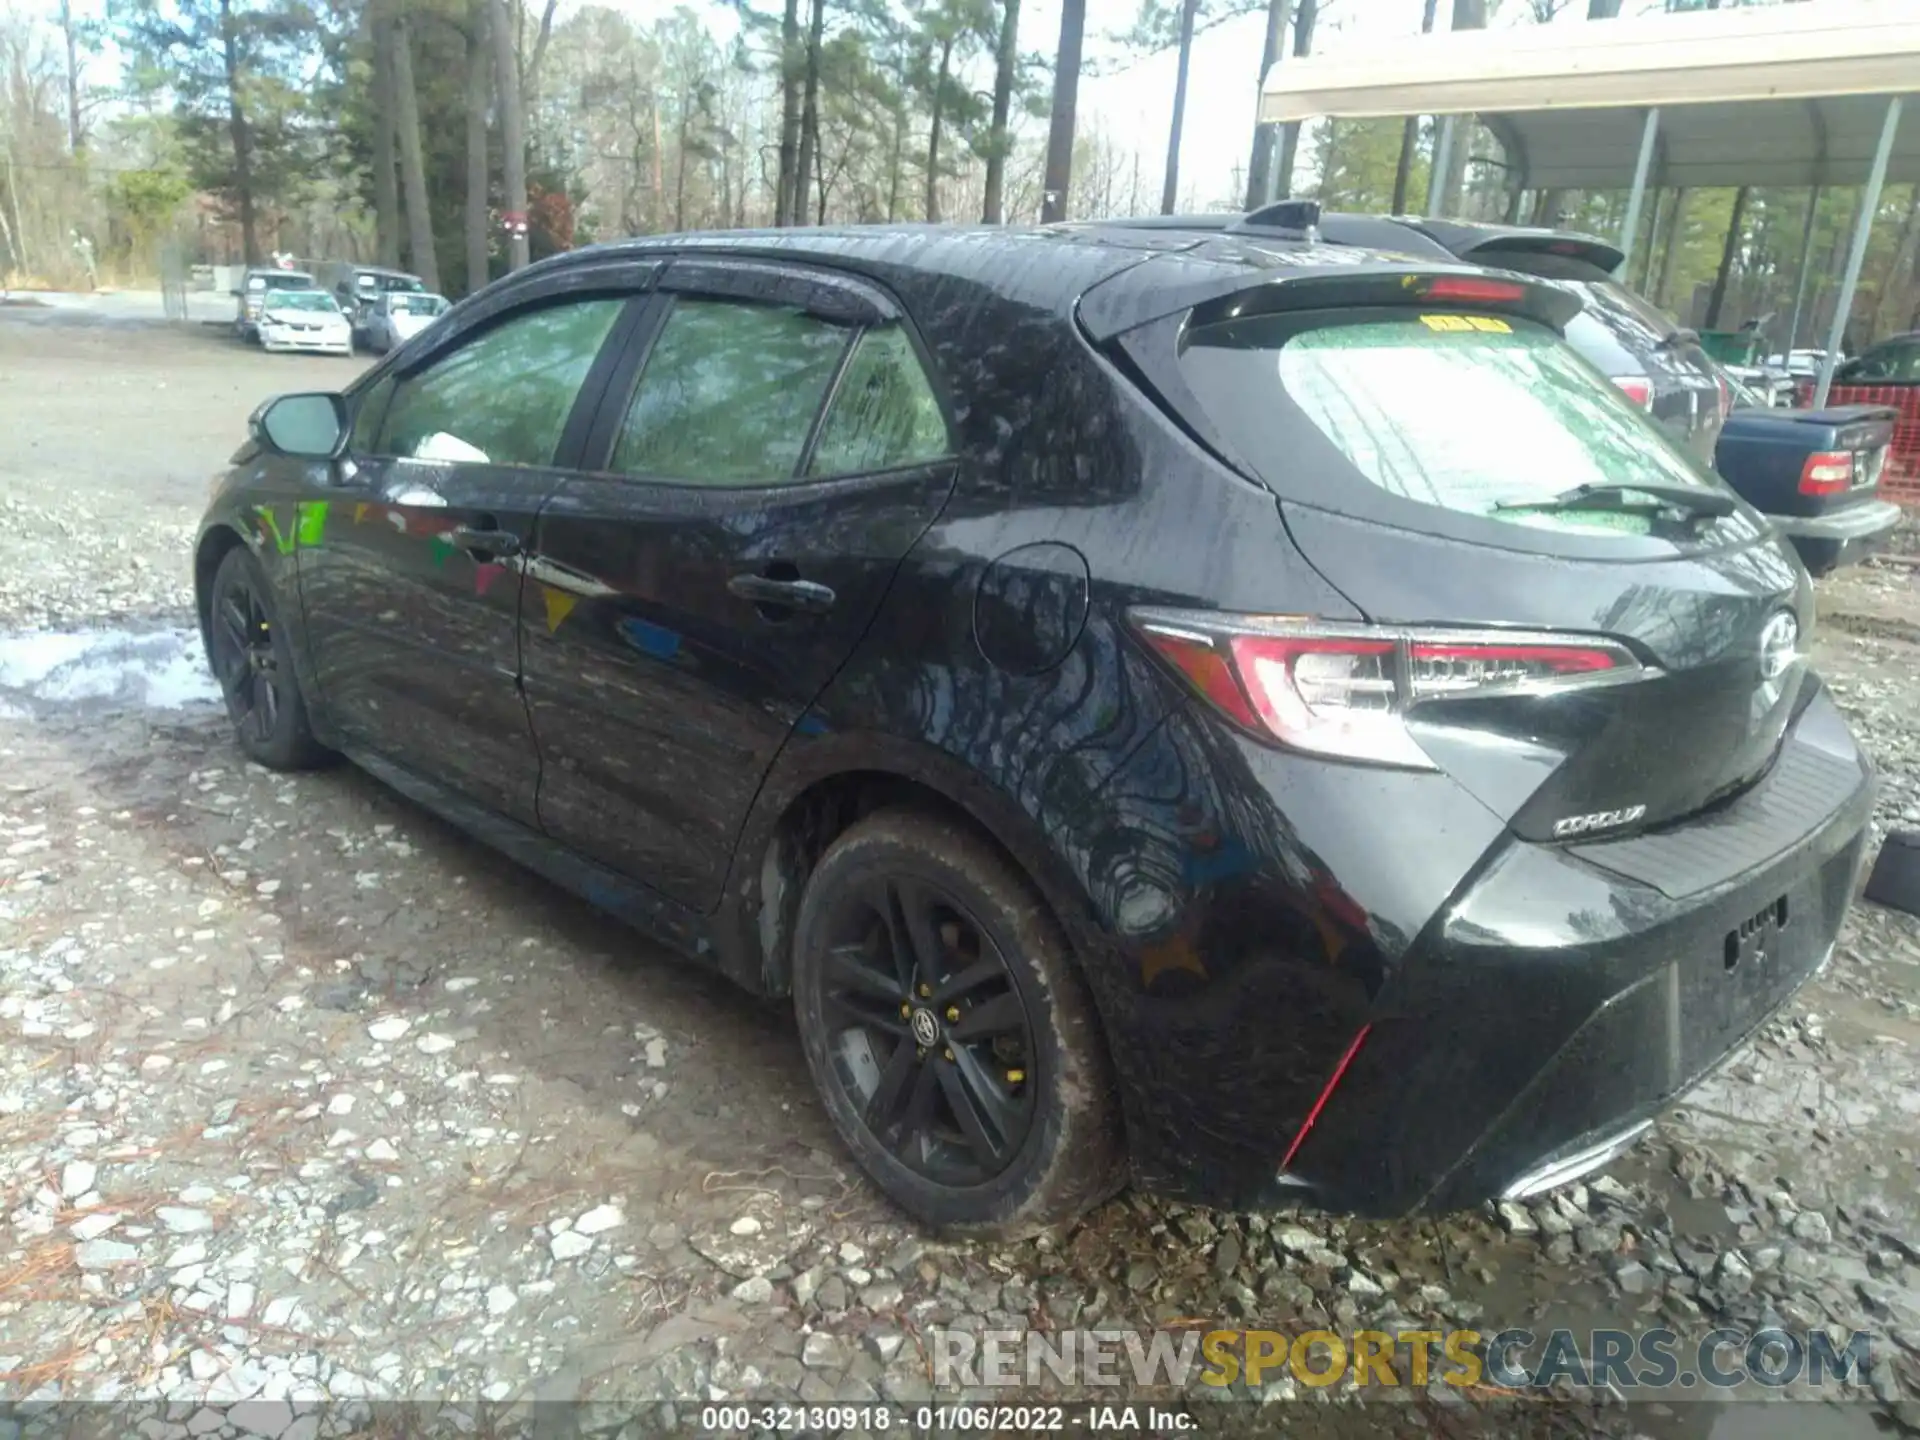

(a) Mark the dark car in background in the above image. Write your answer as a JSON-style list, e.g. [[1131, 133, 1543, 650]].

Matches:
[[317, 263, 427, 345], [1715, 371, 1901, 574], [1309, 214, 1731, 467], [195, 223, 1873, 1236]]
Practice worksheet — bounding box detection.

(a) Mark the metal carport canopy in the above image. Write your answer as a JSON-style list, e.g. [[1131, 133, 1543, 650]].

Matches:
[[1256, 0, 1920, 191]]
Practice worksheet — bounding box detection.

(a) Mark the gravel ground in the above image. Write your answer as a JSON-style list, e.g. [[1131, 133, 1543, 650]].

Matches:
[[3, 312, 1920, 1439]]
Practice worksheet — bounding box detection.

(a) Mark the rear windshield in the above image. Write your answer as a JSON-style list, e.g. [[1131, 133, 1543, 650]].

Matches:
[[257, 272, 314, 291], [1179, 310, 1721, 537]]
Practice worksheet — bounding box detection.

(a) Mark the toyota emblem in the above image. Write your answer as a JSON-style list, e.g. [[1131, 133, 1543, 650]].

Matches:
[[1759, 611, 1800, 682]]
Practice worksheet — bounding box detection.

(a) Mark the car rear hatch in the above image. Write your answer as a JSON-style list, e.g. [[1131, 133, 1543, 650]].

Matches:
[[1083, 257, 1814, 845]]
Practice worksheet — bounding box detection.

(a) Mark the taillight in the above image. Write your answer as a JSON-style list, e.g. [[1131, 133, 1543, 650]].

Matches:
[[1715, 373, 1732, 422], [1133, 611, 1645, 770], [1799, 451, 1854, 495], [1612, 376, 1653, 410]]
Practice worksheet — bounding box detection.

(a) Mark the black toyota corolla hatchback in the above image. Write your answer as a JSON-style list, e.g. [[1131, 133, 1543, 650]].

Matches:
[[196, 218, 1875, 1238]]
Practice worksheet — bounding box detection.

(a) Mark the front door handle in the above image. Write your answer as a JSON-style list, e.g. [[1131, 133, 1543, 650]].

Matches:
[[448, 523, 521, 558], [727, 572, 836, 615]]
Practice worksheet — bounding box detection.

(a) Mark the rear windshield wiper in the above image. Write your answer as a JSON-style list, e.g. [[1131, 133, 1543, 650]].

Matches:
[[1494, 481, 1738, 519]]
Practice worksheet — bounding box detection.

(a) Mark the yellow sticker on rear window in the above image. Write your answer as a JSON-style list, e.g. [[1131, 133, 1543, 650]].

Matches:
[[1420, 314, 1512, 333]]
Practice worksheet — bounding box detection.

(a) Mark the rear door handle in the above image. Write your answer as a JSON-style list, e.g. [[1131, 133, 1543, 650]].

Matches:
[[448, 523, 521, 558], [727, 572, 836, 615]]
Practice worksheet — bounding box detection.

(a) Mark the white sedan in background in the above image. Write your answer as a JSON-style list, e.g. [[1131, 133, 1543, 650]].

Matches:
[[256, 290, 355, 357], [363, 291, 452, 353]]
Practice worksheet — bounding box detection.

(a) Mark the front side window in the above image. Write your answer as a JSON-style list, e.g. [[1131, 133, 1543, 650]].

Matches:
[[1181, 310, 1723, 537], [375, 298, 625, 467], [808, 325, 949, 477], [351, 374, 397, 453], [610, 298, 851, 485]]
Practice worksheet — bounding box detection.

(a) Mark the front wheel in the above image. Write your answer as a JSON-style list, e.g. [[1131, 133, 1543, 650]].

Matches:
[[792, 810, 1125, 1239], [206, 546, 331, 771]]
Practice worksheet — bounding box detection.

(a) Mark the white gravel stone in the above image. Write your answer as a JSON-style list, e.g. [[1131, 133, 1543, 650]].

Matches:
[[575, 1204, 624, 1236], [69, 1212, 121, 1241], [486, 1285, 518, 1316], [365, 1138, 399, 1162], [227, 1281, 256, 1320], [729, 1215, 763, 1236], [551, 1230, 594, 1262], [157, 1206, 213, 1234], [326, 1094, 355, 1116], [415, 1033, 455, 1055], [730, 1275, 775, 1304], [60, 1160, 98, 1199], [74, 1238, 139, 1269], [366, 1017, 411, 1042]]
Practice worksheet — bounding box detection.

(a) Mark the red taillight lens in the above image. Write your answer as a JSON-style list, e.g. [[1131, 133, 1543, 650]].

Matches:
[[1716, 373, 1732, 422], [1133, 612, 1642, 769], [1799, 450, 1854, 495], [1612, 376, 1653, 410], [1420, 276, 1528, 304]]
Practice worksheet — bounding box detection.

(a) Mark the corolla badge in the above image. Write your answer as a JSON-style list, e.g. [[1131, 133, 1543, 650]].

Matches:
[[1760, 611, 1801, 683], [1553, 804, 1647, 839]]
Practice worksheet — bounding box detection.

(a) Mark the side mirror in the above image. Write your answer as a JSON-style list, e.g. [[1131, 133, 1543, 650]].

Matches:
[[253, 393, 349, 460]]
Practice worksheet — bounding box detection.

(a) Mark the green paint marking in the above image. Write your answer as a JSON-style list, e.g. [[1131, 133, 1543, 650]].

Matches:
[[254, 506, 295, 556], [296, 500, 331, 547]]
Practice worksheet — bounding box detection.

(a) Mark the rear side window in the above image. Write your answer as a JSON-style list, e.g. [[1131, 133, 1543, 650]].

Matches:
[[808, 325, 949, 476], [611, 298, 851, 485], [1180, 311, 1716, 535], [376, 298, 624, 467]]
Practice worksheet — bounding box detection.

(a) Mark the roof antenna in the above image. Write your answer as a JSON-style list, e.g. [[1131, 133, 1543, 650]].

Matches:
[[1234, 199, 1322, 240]]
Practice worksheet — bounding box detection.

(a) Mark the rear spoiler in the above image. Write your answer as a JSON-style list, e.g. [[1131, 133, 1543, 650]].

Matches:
[[1077, 260, 1585, 344], [1416, 221, 1624, 276]]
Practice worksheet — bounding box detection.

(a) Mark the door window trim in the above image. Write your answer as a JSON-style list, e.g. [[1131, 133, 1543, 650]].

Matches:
[[576, 259, 956, 488]]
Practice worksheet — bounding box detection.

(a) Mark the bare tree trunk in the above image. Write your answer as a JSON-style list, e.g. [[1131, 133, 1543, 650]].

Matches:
[[1389, 0, 1439, 214], [792, 0, 825, 227], [371, 1, 402, 268], [1705, 185, 1750, 330], [886, 91, 907, 222], [981, 0, 1021, 223], [1244, 0, 1294, 208], [492, 0, 529, 268], [1654, 187, 1688, 307], [391, 12, 440, 290], [218, 0, 260, 264], [58, 0, 85, 153], [774, 0, 801, 225], [1160, 0, 1199, 215], [1274, 0, 1317, 200], [1041, 0, 1086, 224], [1434, 0, 1484, 217], [924, 33, 954, 222], [651, 99, 664, 227], [464, 0, 490, 294]]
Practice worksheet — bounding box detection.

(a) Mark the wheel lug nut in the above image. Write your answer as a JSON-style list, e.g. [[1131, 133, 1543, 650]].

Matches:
[[942, 1047, 954, 1062], [918, 984, 931, 998], [900, 1003, 911, 1018], [1006, 1069, 1025, 1084], [944, 1006, 959, 1022]]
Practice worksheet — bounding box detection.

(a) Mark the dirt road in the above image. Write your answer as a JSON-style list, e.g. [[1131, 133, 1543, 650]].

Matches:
[[3, 311, 1919, 1438]]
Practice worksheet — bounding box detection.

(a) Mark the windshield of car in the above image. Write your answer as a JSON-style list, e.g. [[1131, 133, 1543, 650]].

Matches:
[[391, 294, 448, 317], [1179, 310, 1723, 537], [266, 290, 340, 313]]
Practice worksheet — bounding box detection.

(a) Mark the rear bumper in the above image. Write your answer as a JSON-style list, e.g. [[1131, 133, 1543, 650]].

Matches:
[[1774, 500, 1903, 572], [1097, 687, 1873, 1217]]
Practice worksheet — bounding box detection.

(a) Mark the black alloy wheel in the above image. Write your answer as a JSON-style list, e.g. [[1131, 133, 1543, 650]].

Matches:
[[793, 810, 1125, 1238], [211, 575, 282, 748], [819, 875, 1038, 1186], [207, 547, 330, 771]]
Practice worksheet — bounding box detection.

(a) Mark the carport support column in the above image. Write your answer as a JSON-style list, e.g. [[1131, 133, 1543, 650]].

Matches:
[[1785, 185, 1823, 353], [1818, 95, 1903, 408], [1427, 117, 1457, 219], [1618, 107, 1660, 274]]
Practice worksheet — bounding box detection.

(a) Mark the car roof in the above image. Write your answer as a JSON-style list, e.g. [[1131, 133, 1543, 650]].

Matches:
[[528, 221, 1506, 339]]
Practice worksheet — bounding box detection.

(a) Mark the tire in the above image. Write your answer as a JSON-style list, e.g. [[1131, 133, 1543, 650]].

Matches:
[[792, 809, 1125, 1239], [206, 546, 332, 771]]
